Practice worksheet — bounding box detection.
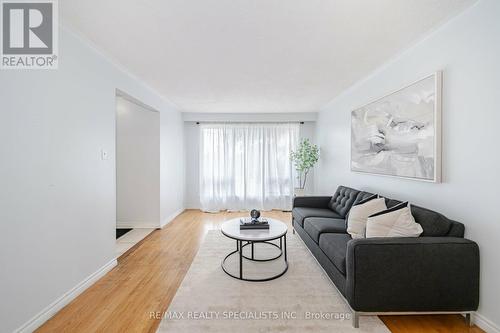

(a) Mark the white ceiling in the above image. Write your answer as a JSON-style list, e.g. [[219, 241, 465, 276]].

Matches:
[[61, 0, 476, 113]]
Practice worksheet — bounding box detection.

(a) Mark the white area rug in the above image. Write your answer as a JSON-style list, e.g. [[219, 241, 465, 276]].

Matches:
[[157, 230, 389, 332]]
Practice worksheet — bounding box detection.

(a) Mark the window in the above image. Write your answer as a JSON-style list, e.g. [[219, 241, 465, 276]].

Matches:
[[199, 123, 299, 212]]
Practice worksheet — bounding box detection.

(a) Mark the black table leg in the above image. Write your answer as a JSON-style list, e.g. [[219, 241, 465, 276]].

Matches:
[[221, 232, 289, 282], [284, 235, 287, 262], [239, 240, 243, 279]]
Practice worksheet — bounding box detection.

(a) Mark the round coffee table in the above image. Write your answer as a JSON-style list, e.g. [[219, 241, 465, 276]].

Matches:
[[220, 218, 288, 282]]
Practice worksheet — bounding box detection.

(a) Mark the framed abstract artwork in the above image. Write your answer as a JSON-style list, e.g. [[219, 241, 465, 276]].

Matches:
[[351, 72, 442, 182]]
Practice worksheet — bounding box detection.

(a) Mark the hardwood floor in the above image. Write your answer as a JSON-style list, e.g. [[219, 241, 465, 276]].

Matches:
[[37, 210, 483, 333]]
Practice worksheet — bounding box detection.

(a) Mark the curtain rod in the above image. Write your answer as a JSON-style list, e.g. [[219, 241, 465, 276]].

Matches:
[[195, 121, 305, 125]]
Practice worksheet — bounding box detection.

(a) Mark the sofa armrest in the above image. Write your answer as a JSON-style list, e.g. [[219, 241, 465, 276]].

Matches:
[[293, 196, 332, 208], [346, 237, 480, 312]]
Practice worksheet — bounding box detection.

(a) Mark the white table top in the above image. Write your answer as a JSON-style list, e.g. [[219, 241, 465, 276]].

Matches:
[[221, 218, 288, 241]]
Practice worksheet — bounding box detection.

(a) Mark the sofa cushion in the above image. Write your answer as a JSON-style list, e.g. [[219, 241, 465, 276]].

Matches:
[[366, 202, 423, 238], [345, 191, 377, 222], [410, 205, 452, 237], [292, 207, 342, 227], [319, 233, 351, 275], [347, 197, 387, 239], [304, 218, 347, 243], [353, 191, 376, 206], [377, 200, 453, 236], [327, 186, 360, 218], [447, 221, 465, 237]]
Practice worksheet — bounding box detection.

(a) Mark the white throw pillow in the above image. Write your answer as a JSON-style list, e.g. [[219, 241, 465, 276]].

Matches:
[[347, 197, 387, 239], [365, 203, 423, 238]]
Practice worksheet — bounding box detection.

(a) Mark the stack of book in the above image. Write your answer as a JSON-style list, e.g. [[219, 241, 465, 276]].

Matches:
[[239, 217, 269, 230]]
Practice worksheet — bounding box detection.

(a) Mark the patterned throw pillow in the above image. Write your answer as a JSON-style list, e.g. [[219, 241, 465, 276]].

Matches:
[[366, 202, 423, 238], [347, 195, 387, 239]]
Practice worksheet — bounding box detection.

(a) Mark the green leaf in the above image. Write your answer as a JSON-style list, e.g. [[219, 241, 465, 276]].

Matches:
[[290, 138, 320, 186]]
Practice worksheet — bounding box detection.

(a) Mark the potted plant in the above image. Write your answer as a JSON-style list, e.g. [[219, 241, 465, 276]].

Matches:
[[290, 138, 319, 196]]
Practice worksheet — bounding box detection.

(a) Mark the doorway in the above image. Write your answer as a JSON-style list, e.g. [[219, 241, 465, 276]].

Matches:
[[115, 91, 160, 257]]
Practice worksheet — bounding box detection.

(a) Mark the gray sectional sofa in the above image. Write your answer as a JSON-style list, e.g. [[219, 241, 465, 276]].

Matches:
[[292, 186, 480, 328]]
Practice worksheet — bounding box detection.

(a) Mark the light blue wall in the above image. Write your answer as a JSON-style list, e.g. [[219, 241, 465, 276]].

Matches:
[[0, 27, 184, 332]]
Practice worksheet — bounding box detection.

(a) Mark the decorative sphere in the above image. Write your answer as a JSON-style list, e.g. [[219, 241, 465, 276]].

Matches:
[[250, 209, 260, 220]]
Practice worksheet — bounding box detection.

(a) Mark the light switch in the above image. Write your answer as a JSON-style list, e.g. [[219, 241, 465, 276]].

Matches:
[[101, 149, 110, 160]]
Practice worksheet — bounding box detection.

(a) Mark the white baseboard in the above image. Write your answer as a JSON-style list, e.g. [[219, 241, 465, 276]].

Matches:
[[116, 221, 160, 229], [474, 312, 500, 333], [160, 208, 185, 228], [184, 204, 201, 210], [14, 258, 117, 333]]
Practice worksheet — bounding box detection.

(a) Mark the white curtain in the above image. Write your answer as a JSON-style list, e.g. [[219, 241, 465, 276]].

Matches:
[[199, 123, 299, 212]]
